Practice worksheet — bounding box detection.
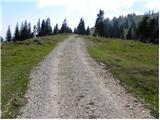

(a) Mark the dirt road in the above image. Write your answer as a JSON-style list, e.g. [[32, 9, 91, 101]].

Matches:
[[18, 36, 153, 118]]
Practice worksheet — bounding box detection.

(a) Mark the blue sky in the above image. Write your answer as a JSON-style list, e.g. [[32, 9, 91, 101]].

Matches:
[[0, 0, 159, 38]]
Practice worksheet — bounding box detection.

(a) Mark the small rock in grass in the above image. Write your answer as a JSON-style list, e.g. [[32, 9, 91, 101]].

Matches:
[[12, 97, 28, 106]]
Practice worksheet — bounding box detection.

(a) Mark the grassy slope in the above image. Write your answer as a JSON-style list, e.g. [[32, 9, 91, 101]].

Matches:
[[84, 36, 159, 118], [1, 34, 69, 118]]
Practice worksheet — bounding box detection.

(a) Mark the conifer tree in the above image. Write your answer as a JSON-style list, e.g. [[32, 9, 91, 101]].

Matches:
[[37, 19, 41, 36], [53, 24, 59, 35], [74, 27, 77, 34], [137, 16, 150, 42], [39, 19, 46, 36], [130, 22, 137, 39], [60, 19, 68, 33], [24, 20, 28, 39], [46, 17, 52, 35], [86, 26, 90, 35], [112, 18, 119, 38], [94, 9, 105, 37], [6, 26, 12, 42], [1, 36, 4, 43], [33, 25, 37, 38], [103, 18, 111, 37], [77, 18, 86, 35], [14, 23, 20, 41], [126, 28, 132, 39], [28, 22, 32, 38], [119, 24, 124, 39]]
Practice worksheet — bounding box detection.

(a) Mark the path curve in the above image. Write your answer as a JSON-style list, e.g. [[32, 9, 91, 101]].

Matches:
[[18, 36, 153, 119]]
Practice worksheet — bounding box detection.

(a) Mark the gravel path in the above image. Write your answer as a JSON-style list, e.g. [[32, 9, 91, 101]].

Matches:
[[18, 36, 153, 119]]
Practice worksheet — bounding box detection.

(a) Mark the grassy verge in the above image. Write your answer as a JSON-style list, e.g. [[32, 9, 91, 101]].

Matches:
[[84, 36, 159, 118], [1, 34, 69, 118]]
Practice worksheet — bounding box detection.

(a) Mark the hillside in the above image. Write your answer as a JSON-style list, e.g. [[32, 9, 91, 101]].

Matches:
[[85, 36, 159, 118], [2, 0, 159, 119], [134, 12, 159, 26], [1, 35, 158, 118], [1, 34, 68, 118]]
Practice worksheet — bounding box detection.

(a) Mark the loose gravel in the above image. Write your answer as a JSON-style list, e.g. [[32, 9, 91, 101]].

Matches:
[[17, 36, 153, 119]]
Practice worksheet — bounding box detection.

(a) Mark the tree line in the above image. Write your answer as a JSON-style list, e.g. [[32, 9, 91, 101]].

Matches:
[[4, 17, 90, 42], [4, 10, 159, 44], [6, 21, 32, 42], [94, 10, 159, 44], [4, 17, 73, 42]]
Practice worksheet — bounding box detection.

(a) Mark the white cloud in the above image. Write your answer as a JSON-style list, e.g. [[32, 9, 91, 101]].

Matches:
[[36, 0, 159, 30], [145, 0, 160, 10], [37, 0, 160, 15], [37, 0, 135, 15], [2, 0, 159, 38], [37, 0, 136, 20]]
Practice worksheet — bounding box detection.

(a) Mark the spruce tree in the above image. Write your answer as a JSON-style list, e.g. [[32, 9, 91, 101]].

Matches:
[[67, 27, 72, 33], [112, 18, 119, 38], [46, 17, 52, 35], [103, 18, 111, 37], [124, 20, 129, 29], [94, 9, 105, 37], [154, 16, 159, 44], [20, 22, 23, 40], [24, 20, 28, 39], [74, 27, 77, 34], [39, 19, 46, 36], [137, 16, 150, 42], [86, 26, 90, 35], [77, 18, 86, 35], [60, 19, 68, 33], [1, 36, 4, 43], [6, 26, 12, 42], [147, 17, 159, 44], [14, 23, 20, 41], [53, 24, 59, 35], [37, 19, 41, 36], [28, 23, 32, 38], [131, 22, 137, 39], [19, 20, 32, 40], [126, 28, 132, 39], [33, 25, 37, 38], [119, 24, 124, 39]]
